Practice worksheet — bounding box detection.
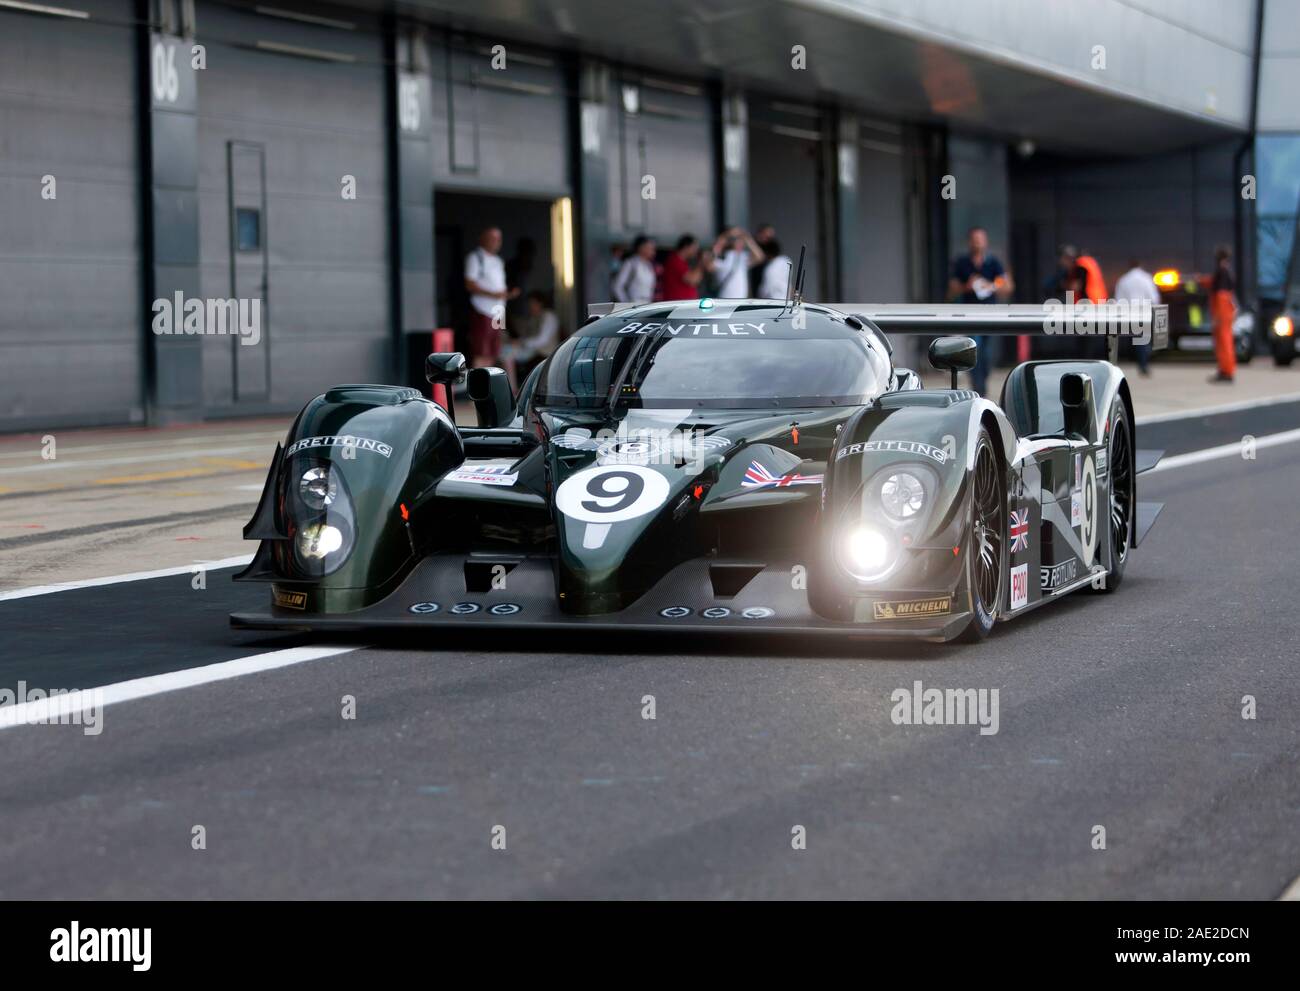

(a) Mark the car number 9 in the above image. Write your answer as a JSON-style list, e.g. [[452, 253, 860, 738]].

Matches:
[[555, 464, 670, 524]]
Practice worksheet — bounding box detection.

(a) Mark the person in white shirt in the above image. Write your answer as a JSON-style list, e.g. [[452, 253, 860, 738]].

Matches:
[[611, 235, 658, 303], [464, 227, 518, 367], [708, 226, 764, 298], [757, 239, 794, 299], [1113, 258, 1161, 376], [502, 290, 561, 389]]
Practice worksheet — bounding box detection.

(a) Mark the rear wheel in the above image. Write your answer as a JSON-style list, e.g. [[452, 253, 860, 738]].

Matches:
[[958, 429, 1005, 642]]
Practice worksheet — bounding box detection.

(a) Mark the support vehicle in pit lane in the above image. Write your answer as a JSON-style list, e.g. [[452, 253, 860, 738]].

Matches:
[[231, 295, 1168, 643]]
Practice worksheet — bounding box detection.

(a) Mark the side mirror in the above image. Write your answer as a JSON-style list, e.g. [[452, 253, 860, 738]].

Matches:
[[928, 336, 977, 389], [467, 366, 514, 428], [1059, 371, 1094, 439], [425, 352, 467, 386]]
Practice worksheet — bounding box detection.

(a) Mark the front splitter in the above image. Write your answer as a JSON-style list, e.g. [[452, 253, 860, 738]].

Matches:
[[231, 554, 971, 643]]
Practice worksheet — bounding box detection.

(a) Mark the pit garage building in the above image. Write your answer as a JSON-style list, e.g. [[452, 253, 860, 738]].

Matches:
[[0, 0, 1288, 430]]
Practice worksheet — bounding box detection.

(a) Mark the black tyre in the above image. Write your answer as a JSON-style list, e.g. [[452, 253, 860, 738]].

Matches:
[[1091, 398, 1133, 594], [1236, 335, 1253, 364], [1275, 354, 1294, 368], [958, 429, 1005, 642]]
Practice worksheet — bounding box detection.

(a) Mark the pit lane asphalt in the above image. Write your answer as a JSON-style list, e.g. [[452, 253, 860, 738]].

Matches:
[[0, 406, 1296, 898]]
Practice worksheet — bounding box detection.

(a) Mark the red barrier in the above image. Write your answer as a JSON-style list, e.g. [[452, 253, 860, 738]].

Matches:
[[430, 327, 455, 410]]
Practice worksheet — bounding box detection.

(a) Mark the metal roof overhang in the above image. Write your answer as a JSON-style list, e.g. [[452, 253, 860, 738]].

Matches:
[[313, 0, 1252, 155]]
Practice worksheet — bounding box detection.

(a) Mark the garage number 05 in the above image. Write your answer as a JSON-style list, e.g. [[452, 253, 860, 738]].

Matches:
[[555, 465, 670, 524]]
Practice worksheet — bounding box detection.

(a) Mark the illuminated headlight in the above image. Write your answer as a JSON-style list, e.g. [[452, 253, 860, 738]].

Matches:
[[840, 526, 892, 581], [299, 466, 337, 509], [1274, 315, 1294, 338], [880, 472, 925, 519], [297, 523, 344, 559]]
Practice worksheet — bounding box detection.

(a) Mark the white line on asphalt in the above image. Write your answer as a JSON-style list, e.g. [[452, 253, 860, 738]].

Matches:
[[0, 645, 360, 731], [1144, 427, 1300, 475], [0, 429, 285, 462], [0, 555, 254, 601], [1136, 391, 1300, 425], [1281, 875, 1300, 901], [0, 444, 274, 476]]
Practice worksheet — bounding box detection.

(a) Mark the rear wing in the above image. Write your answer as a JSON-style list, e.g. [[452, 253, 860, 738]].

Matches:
[[588, 301, 1168, 362]]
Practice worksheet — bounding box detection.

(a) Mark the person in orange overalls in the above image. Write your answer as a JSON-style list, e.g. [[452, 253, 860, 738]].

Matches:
[[1209, 245, 1237, 383], [1075, 254, 1108, 304]]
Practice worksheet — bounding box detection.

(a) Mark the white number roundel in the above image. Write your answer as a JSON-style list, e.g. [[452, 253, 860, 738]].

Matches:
[[555, 464, 670, 524], [1080, 454, 1099, 567]]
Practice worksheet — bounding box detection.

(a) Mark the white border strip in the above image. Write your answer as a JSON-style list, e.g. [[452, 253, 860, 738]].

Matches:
[[0, 555, 254, 602], [0, 645, 358, 731], [1136, 391, 1300, 425], [1144, 427, 1300, 475], [0, 429, 284, 462], [0, 443, 273, 476]]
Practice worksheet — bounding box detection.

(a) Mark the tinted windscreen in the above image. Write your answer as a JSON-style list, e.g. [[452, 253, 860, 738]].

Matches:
[[534, 311, 888, 408]]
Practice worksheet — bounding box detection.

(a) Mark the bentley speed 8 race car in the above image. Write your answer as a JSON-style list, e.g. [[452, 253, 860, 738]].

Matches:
[[231, 296, 1167, 643]]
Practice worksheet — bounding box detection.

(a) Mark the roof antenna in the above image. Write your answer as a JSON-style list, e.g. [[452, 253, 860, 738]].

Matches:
[[786, 245, 806, 306]]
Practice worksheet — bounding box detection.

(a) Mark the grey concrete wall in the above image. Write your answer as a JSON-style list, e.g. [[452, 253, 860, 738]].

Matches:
[[749, 97, 826, 298], [850, 117, 910, 302], [607, 76, 714, 244], [0, 1, 143, 431], [1258, 0, 1300, 132], [429, 40, 570, 196], [194, 3, 391, 414]]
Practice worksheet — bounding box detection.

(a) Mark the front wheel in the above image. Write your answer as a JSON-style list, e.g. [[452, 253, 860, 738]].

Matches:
[[1090, 398, 1133, 594], [957, 428, 1005, 642]]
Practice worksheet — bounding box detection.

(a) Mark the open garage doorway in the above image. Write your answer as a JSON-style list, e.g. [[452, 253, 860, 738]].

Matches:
[[433, 190, 576, 382]]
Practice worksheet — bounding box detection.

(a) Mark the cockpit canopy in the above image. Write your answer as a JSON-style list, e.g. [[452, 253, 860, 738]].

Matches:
[[532, 302, 892, 410]]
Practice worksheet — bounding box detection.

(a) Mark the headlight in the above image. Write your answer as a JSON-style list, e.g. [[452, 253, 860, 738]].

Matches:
[[1274, 315, 1294, 338], [880, 472, 925, 519], [297, 523, 344, 559], [839, 525, 892, 581], [299, 466, 337, 509]]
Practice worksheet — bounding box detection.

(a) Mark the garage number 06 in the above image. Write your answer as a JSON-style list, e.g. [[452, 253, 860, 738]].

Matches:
[[555, 465, 670, 524], [152, 41, 180, 104]]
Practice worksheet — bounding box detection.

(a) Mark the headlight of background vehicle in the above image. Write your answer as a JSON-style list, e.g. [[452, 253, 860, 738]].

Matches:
[[1274, 315, 1294, 338], [299, 466, 338, 509]]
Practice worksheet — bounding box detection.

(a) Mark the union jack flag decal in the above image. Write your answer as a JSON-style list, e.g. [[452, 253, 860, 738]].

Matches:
[[1010, 508, 1031, 553], [741, 460, 824, 489]]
